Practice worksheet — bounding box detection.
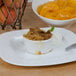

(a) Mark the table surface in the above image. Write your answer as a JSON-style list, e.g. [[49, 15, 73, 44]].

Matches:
[[0, 3, 76, 76]]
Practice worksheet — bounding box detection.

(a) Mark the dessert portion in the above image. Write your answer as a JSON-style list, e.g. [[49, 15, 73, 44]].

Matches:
[[23, 28, 52, 41], [37, 0, 76, 20], [23, 27, 63, 55]]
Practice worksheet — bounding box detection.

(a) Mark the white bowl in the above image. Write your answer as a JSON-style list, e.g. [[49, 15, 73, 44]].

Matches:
[[32, 0, 76, 26], [23, 30, 62, 54]]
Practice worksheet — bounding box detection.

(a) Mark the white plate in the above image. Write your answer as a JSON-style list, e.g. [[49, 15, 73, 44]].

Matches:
[[0, 27, 76, 66]]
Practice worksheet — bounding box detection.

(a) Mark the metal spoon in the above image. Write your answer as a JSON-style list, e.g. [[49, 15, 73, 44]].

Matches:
[[62, 36, 76, 51], [66, 43, 76, 51]]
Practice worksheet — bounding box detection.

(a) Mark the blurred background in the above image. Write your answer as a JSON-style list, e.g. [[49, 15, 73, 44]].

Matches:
[[0, 0, 76, 33]]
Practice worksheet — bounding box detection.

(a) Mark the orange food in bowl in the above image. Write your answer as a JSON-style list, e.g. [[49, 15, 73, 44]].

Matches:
[[37, 0, 76, 20], [68, 0, 76, 7]]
